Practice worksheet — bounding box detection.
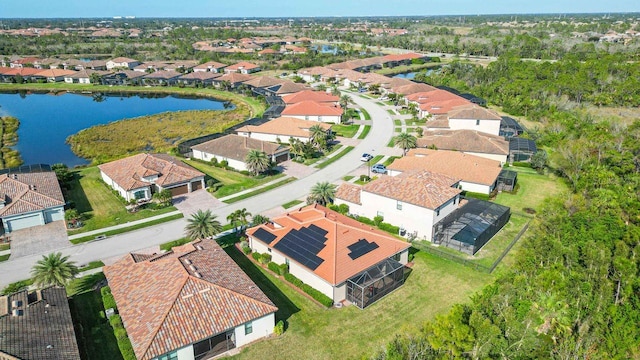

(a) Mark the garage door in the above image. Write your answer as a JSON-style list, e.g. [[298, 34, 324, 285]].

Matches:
[[5, 214, 43, 232], [168, 184, 189, 197], [275, 152, 289, 163], [191, 181, 203, 191]]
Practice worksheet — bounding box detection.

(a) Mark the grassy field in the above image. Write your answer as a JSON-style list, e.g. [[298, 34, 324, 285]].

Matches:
[[224, 177, 297, 204], [331, 124, 360, 138], [67, 167, 178, 234], [494, 167, 567, 213], [282, 199, 304, 209], [316, 146, 354, 169], [374, 62, 442, 76], [226, 246, 491, 360], [357, 125, 371, 139], [67, 273, 124, 360], [183, 159, 284, 198]]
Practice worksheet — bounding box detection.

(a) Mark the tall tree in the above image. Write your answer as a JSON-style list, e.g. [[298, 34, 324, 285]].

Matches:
[[30, 252, 79, 288], [185, 209, 222, 240], [339, 94, 351, 109], [245, 149, 271, 176], [309, 124, 329, 151], [393, 132, 417, 156], [308, 181, 337, 206]]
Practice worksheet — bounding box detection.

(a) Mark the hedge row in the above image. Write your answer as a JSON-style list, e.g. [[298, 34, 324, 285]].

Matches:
[[283, 273, 333, 307], [101, 288, 136, 360], [353, 215, 400, 236], [101, 286, 117, 312], [267, 262, 289, 276]]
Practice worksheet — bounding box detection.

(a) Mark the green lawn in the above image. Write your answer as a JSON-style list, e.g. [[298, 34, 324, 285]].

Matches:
[[282, 199, 304, 209], [494, 168, 567, 213], [224, 177, 297, 204], [67, 273, 124, 360], [0, 243, 9, 251], [70, 213, 184, 244], [66, 167, 177, 234], [342, 176, 354, 181], [226, 246, 491, 360], [394, 119, 402, 126], [331, 124, 360, 138], [183, 160, 284, 198], [0, 254, 10, 262], [359, 108, 371, 120], [387, 109, 397, 115], [357, 125, 371, 139], [370, 155, 384, 164], [316, 146, 354, 169], [383, 156, 400, 166]]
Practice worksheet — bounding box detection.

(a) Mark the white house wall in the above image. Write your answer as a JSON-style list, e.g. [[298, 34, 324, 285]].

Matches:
[[288, 260, 336, 301], [287, 115, 341, 124], [43, 207, 64, 223], [234, 313, 275, 347], [175, 345, 196, 360], [100, 171, 150, 201], [448, 118, 501, 136], [192, 149, 248, 171], [459, 180, 493, 194], [464, 151, 508, 165]]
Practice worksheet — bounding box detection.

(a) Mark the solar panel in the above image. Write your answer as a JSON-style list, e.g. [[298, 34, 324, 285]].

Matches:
[[273, 225, 328, 270], [347, 239, 380, 260], [252, 228, 277, 244], [307, 224, 328, 236]]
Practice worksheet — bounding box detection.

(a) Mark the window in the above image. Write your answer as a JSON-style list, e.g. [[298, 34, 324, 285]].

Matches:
[[285, 258, 290, 266], [133, 190, 146, 200], [267, 248, 271, 253], [305, 116, 309, 120], [318, 116, 322, 122], [436, 208, 440, 216], [245, 322, 253, 335], [396, 200, 402, 210], [377, 211, 384, 217], [158, 351, 178, 360], [453, 196, 457, 205], [476, 120, 480, 126]]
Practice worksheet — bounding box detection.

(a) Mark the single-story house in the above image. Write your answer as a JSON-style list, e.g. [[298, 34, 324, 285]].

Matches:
[[132, 61, 170, 73], [404, 90, 470, 118], [213, 72, 253, 89], [9, 57, 40, 68], [33, 68, 77, 83], [0, 67, 41, 83], [387, 150, 502, 194], [178, 71, 221, 86], [281, 90, 339, 106], [281, 101, 343, 124], [262, 81, 308, 97], [0, 171, 65, 233], [335, 170, 462, 241], [191, 134, 289, 172], [104, 239, 277, 360], [98, 153, 205, 201], [142, 70, 182, 86], [446, 105, 502, 136], [415, 130, 510, 164], [100, 70, 146, 86], [63, 69, 110, 84], [106, 57, 140, 70], [236, 116, 332, 144], [77, 60, 107, 71], [389, 82, 437, 97], [193, 61, 227, 73], [246, 204, 411, 308], [224, 61, 261, 74], [0, 287, 81, 359]]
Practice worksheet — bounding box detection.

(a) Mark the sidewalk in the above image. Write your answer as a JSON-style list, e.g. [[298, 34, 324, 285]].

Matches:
[[67, 210, 182, 240]]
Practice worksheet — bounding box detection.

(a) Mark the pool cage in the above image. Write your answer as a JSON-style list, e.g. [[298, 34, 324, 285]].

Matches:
[[509, 138, 537, 162], [496, 170, 518, 192], [499, 116, 525, 139], [346, 258, 405, 309], [432, 199, 511, 255]]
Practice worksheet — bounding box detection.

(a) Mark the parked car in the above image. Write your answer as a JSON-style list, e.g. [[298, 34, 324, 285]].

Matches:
[[361, 153, 374, 162], [371, 164, 387, 174]]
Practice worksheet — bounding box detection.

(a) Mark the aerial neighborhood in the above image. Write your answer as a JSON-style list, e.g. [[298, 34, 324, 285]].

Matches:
[[0, 10, 637, 360]]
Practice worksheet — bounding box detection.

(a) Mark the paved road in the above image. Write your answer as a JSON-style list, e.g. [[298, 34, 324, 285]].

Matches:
[[0, 93, 394, 288]]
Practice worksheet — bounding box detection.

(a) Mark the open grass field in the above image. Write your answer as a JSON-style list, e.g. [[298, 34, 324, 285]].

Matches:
[[494, 166, 567, 213], [66, 167, 177, 234], [183, 160, 284, 198], [67, 273, 124, 360], [226, 246, 491, 360], [331, 124, 360, 138], [373, 62, 443, 76]]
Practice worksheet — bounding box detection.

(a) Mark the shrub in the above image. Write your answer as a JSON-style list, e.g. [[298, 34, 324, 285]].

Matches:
[[251, 252, 261, 261], [259, 253, 272, 265], [209, 158, 218, 166], [373, 215, 384, 226], [359, 174, 371, 182], [378, 222, 400, 235], [337, 203, 349, 214], [1, 280, 33, 296], [301, 284, 334, 307], [242, 245, 252, 255], [219, 160, 229, 168], [284, 273, 304, 288], [279, 263, 289, 275], [356, 215, 375, 226], [268, 262, 281, 274], [274, 320, 285, 336], [114, 327, 128, 340], [102, 293, 117, 311], [100, 286, 112, 297], [109, 314, 123, 328]]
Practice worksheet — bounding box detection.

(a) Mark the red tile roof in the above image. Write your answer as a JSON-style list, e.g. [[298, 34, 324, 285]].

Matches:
[[193, 61, 227, 71], [448, 104, 502, 120], [414, 130, 509, 155], [191, 134, 288, 162], [236, 116, 331, 138], [34, 68, 77, 77], [104, 240, 277, 360], [0, 172, 65, 217], [281, 101, 343, 117], [0, 67, 41, 76], [281, 90, 339, 105], [215, 72, 253, 84], [98, 153, 204, 191], [247, 205, 410, 285], [225, 61, 260, 72]]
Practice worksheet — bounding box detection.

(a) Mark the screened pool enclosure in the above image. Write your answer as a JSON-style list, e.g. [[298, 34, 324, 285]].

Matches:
[[346, 258, 405, 309]]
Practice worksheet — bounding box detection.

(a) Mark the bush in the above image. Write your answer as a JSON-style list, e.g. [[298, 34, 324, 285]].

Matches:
[[373, 215, 384, 226], [259, 253, 272, 265], [279, 263, 289, 275], [109, 314, 123, 328], [284, 273, 333, 307], [356, 215, 375, 226], [251, 252, 261, 261], [1, 279, 33, 296], [219, 160, 229, 168], [359, 174, 371, 182], [268, 262, 281, 274], [512, 161, 532, 168], [242, 245, 252, 255], [284, 273, 304, 288], [274, 320, 285, 336], [102, 293, 117, 311], [100, 286, 112, 297], [378, 222, 400, 235]]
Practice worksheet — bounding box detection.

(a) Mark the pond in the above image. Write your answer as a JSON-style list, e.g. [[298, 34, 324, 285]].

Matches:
[[393, 67, 441, 79], [0, 91, 231, 167]]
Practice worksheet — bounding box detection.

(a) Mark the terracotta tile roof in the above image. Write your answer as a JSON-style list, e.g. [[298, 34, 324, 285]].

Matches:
[[335, 183, 361, 205], [281, 101, 343, 117], [104, 239, 277, 360], [225, 61, 260, 71], [98, 153, 204, 191], [247, 205, 410, 285], [215, 72, 252, 84], [297, 66, 333, 77], [406, 89, 466, 104], [360, 170, 461, 210], [448, 104, 502, 120], [34, 68, 77, 77], [193, 61, 227, 71], [281, 90, 339, 105], [236, 116, 330, 139], [118, 70, 147, 79], [242, 75, 283, 88], [415, 130, 509, 155], [178, 71, 221, 80], [65, 69, 111, 79], [0, 67, 41, 76], [0, 172, 65, 217], [110, 57, 138, 63], [387, 150, 502, 186], [420, 98, 471, 114], [259, 48, 280, 54], [391, 82, 437, 96], [192, 134, 288, 162], [267, 81, 308, 95], [424, 115, 451, 128], [143, 70, 182, 79]]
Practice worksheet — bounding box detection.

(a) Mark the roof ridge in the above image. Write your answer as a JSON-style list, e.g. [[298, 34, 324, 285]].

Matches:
[[191, 276, 278, 311]]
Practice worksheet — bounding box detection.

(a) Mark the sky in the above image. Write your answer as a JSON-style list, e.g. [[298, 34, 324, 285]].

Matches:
[[1, 0, 639, 18]]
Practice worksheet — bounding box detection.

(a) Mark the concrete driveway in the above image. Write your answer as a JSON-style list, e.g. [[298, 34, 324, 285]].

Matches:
[[277, 160, 316, 179], [172, 190, 224, 216], [8, 221, 70, 258]]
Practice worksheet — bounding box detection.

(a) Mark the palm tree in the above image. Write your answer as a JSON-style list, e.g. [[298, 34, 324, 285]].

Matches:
[[393, 132, 417, 156], [31, 252, 79, 288], [339, 94, 351, 109], [185, 209, 223, 240], [251, 214, 270, 226], [245, 149, 271, 176], [309, 124, 329, 151], [236, 208, 252, 232], [309, 181, 337, 206], [153, 189, 173, 207]]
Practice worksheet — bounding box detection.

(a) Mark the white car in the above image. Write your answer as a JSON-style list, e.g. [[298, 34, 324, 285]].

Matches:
[[361, 153, 373, 162]]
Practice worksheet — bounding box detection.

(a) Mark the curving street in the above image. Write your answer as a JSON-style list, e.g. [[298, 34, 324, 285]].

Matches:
[[0, 92, 396, 287]]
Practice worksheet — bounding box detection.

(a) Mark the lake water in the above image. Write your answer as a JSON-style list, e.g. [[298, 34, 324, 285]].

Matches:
[[0, 92, 230, 167], [393, 68, 439, 79]]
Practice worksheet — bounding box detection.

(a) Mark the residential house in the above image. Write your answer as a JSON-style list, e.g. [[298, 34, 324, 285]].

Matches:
[[142, 70, 182, 86], [380, 53, 427, 68], [236, 116, 332, 144], [262, 81, 308, 97], [100, 70, 146, 86], [193, 61, 227, 73], [0, 171, 65, 233], [281, 101, 343, 124], [104, 239, 277, 360], [9, 57, 40, 68], [106, 57, 141, 70], [390, 82, 437, 97], [0, 287, 81, 359], [0, 67, 41, 83], [178, 71, 221, 87], [246, 204, 411, 308], [33, 68, 77, 83], [335, 170, 462, 241], [77, 60, 107, 71], [415, 130, 510, 164], [281, 90, 339, 105], [98, 153, 205, 201], [63, 69, 110, 84], [446, 105, 502, 136], [213, 72, 253, 89], [387, 150, 502, 194], [405, 90, 470, 118], [224, 61, 261, 74], [191, 134, 289, 172], [133, 61, 170, 73]]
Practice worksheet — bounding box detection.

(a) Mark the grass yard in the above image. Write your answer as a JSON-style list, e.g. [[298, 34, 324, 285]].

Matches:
[[394, 119, 402, 126], [357, 125, 371, 139], [316, 146, 354, 169], [395, 127, 402, 132], [387, 109, 397, 115], [370, 154, 384, 164], [224, 177, 297, 204], [282, 199, 304, 209], [226, 246, 491, 360], [342, 175, 354, 181], [67, 167, 177, 234], [360, 108, 372, 120], [331, 124, 360, 138], [0, 243, 9, 251], [471, 213, 531, 268], [67, 273, 124, 360], [383, 156, 400, 166], [494, 168, 567, 213], [183, 160, 284, 198], [0, 254, 10, 262]]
